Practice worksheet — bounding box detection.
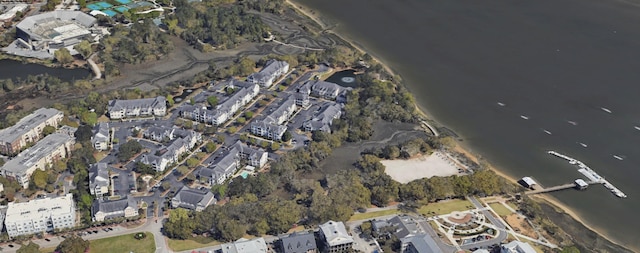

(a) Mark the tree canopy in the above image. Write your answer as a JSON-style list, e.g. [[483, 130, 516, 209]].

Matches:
[[118, 140, 143, 162], [56, 235, 89, 253]]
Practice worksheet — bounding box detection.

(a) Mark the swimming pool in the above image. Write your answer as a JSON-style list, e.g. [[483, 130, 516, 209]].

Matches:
[[240, 171, 249, 179]]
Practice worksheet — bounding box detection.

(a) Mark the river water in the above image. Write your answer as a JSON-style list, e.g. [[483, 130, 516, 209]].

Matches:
[[0, 59, 91, 82], [298, 0, 640, 249]]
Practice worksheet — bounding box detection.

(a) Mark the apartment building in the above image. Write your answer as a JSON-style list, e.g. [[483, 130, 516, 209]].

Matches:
[[91, 122, 110, 151], [0, 108, 63, 155], [139, 130, 201, 172], [247, 59, 289, 88], [92, 195, 138, 222], [0, 133, 75, 188], [318, 221, 353, 253], [171, 186, 216, 211], [107, 96, 167, 119], [197, 141, 267, 185], [250, 95, 297, 140], [303, 103, 342, 133], [5, 194, 76, 237], [89, 163, 110, 197], [181, 80, 259, 125]]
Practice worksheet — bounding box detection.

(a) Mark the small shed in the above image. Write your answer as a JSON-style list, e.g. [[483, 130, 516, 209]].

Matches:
[[575, 179, 589, 190], [521, 177, 537, 188]]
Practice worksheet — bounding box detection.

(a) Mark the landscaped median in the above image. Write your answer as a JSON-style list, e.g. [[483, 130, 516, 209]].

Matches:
[[88, 232, 155, 253], [167, 237, 222, 252]]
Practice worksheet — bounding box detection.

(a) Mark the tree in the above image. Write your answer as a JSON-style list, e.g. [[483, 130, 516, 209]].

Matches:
[[74, 125, 93, 142], [73, 40, 92, 59], [207, 96, 218, 107], [560, 246, 580, 253], [0, 158, 4, 167], [176, 165, 190, 177], [134, 161, 155, 175], [186, 157, 200, 168], [17, 242, 40, 253], [211, 184, 227, 198], [270, 142, 280, 151], [282, 131, 292, 142], [216, 135, 225, 144], [77, 0, 86, 8], [205, 141, 217, 153], [42, 125, 56, 136], [166, 95, 175, 107], [161, 181, 171, 191], [236, 117, 246, 124], [54, 48, 74, 64], [80, 111, 98, 126], [56, 235, 89, 253], [244, 111, 254, 119], [164, 208, 195, 239], [31, 169, 47, 189], [118, 140, 143, 162]]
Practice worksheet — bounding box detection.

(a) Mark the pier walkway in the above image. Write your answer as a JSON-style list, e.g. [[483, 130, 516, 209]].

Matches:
[[525, 181, 599, 195]]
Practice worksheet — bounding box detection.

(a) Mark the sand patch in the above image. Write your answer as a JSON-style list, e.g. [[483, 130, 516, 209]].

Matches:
[[505, 214, 538, 239], [382, 151, 461, 183]]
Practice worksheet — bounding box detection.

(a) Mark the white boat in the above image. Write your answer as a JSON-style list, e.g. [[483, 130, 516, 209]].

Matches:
[[543, 129, 552, 135], [635, 126, 640, 131], [497, 102, 506, 106], [567, 120, 577, 125], [613, 155, 624, 161], [601, 107, 612, 113], [578, 142, 588, 148], [520, 115, 529, 120]]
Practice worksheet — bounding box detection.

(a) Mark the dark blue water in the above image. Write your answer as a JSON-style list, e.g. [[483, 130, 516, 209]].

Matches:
[[0, 59, 91, 82], [298, 0, 640, 249], [325, 70, 359, 88]]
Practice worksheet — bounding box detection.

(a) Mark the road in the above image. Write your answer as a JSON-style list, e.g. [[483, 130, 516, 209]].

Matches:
[[461, 196, 508, 250]]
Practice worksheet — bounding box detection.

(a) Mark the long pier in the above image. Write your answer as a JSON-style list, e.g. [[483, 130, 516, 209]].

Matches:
[[525, 180, 598, 195]]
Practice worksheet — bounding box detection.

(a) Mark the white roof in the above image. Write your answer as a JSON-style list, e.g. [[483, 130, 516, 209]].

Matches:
[[521, 177, 536, 186], [0, 4, 28, 20], [319, 220, 353, 246], [6, 194, 74, 222], [575, 179, 589, 187], [1, 133, 74, 175], [502, 241, 537, 253]]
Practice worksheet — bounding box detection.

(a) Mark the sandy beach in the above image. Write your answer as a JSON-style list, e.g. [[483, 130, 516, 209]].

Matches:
[[382, 151, 462, 183], [284, 0, 631, 251]]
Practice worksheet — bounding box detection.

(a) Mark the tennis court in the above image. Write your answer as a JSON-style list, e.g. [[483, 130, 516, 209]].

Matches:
[[87, 3, 102, 10], [96, 1, 113, 8], [102, 9, 118, 16], [115, 0, 132, 4], [114, 6, 129, 13]]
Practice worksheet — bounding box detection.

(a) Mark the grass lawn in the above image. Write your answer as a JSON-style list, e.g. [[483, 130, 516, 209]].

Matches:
[[39, 246, 56, 253], [88, 232, 155, 253], [349, 209, 402, 221], [489, 203, 514, 216], [418, 199, 474, 216], [168, 236, 222, 251], [506, 201, 519, 211], [93, 151, 109, 162]]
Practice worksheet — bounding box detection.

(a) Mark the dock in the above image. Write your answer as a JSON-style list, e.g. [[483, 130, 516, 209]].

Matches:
[[525, 180, 598, 195]]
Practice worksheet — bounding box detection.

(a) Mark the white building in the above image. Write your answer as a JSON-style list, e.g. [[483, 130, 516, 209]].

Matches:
[[501, 241, 536, 253], [247, 59, 289, 88], [318, 221, 353, 253], [0, 4, 28, 22], [92, 122, 110, 151], [0, 108, 64, 155], [89, 163, 110, 196], [92, 195, 138, 222], [180, 80, 259, 125], [0, 133, 75, 188], [250, 95, 296, 140], [221, 237, 269, 253], [107, 96, 167, 119], [5, 194, 76, 237]]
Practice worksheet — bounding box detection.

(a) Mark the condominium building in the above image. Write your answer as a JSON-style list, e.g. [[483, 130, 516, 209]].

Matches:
[[221, 237, 269, 253], [89, 163, 110, 196], [197, 140, 267, 185], [181, 80, 259, 125], [250, 95, 297, 140], [139, 130, 201, 172], [107, 96, 167, 119], [5, 194, 76, 237], [171, 186, 216, 211], [0, 108, 63, 155], [92, 195, 138, 222], [318, 221, 353, 253], [0, 133, 75, 188], [91, 122, 110, 151], [247, 59, 289, 88], [303, 103, 342, 133]]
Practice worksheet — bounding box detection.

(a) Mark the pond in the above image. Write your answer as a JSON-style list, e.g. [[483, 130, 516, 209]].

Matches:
[[0, 59, 92, 82], [325, 69, 360, 88]]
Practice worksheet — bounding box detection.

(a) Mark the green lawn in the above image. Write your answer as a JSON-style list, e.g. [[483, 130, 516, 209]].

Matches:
[[418, 199, 474, 216], [349, 209, 402, 221], [489, 203, 513, 216], [167, 236, 222, 251], [88, 232, 155, 253], [39, 246, 56, 253]]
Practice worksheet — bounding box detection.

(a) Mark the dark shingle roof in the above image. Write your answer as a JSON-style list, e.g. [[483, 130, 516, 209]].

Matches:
[[279, 232, 317, 253]]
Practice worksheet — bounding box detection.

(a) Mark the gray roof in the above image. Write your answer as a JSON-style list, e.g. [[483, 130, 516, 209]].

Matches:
[[144, 125, 173, 140], [221, 238, 269, 253], [230, 140, 266, 161], [0, 108, 62, 144], [319, 220, 353, 247], [309, 80, 350, 98], [247, 60, 288, 84], [17, 11, 96, 41], [0, 133, 73, 175], [217, 80, 258, 113], [401, 234, 443, 253], [89, 163, 110, 189], [388, 215, 423, 239], [279, 232, 317, 253], [91, 195, 136, 219], [108, 96, 166, 112], [92, 122, 109, 144], [172, 186, 215, 210], [303, 103, 341, 132]]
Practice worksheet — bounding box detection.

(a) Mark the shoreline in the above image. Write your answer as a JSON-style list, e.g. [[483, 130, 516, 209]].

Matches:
[[284, 0, 633, 251]]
